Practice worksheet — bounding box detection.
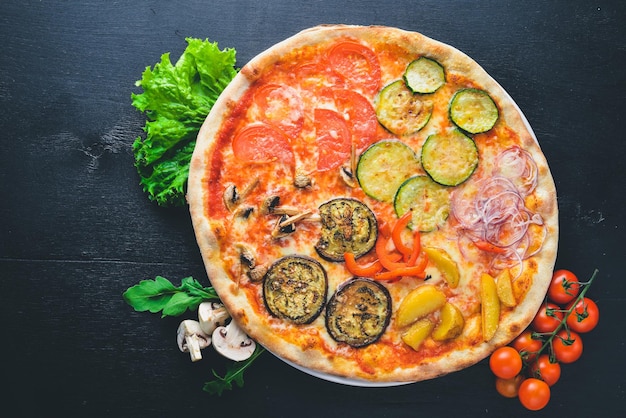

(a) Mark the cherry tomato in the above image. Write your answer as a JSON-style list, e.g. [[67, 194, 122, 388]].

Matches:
[[553, 329, 583, 363], [548, 269, 581, 304], [511, 330, 542, 362], [518, 378, 551, 411], [531, 302, 564, 333], [529, 354, 561, 386], [566, 297, 599, 333], [495, 374, 524, 398], [489, 346, 523, 379]]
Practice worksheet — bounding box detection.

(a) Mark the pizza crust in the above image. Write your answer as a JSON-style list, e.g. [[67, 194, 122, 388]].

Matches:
[[188, 24, 558, 383]]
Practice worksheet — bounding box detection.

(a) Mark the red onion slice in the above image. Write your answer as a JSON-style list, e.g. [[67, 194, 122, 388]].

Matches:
[[494, 146, 538, 196]]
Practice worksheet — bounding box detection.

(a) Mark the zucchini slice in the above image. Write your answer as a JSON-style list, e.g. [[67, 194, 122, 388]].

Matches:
[[394, 175, 450, 232], [421, 129, 479, 186], [315, 198, 378, 261], [325, 278, 391, 348], [449, 88, 499, 133], [263, 255, 327, 324], [403, 57, 445, 94], [375, 80, 432, 136], [356, 140, 420, 203]]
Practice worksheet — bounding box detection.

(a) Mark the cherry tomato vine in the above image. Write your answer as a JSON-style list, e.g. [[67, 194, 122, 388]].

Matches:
[[488, 268, 599, 411]]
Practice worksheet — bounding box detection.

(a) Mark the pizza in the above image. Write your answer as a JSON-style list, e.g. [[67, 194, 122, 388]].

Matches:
[[187, 24, 558, 383]]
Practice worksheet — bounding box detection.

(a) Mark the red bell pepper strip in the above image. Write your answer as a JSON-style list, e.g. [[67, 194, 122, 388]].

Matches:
[[375, 234, 407, 271], [343, 252, 384, 277], [374, 265, 427, 281], [406, 228, 423, 266], [391, 211, 413, 259], [474, 240, 508, 254], [378, 220, 392, 239]]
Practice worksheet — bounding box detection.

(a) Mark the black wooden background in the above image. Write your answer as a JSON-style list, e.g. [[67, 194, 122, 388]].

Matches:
[[1, 1, 625, 417]]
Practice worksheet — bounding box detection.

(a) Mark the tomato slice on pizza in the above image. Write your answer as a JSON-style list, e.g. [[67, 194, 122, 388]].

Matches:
[[231, 123, 294, 165]]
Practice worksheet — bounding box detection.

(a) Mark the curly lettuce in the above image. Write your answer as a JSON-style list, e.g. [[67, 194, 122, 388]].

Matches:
[[131, 38, 238, 206]]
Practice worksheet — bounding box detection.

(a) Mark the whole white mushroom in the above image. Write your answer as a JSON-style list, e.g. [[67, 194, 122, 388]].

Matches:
[[176, 320, 211, 362], [212, 320, 256, 361], [197, 302, 230, 335]]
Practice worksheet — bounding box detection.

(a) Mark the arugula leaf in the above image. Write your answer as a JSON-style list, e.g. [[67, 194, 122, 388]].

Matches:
[[203, 345, 266, 396], [122, 275, 219, 318], [131, 38, 238, 206]]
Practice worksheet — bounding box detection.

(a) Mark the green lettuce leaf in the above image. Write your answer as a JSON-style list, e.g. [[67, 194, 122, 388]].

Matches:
[[132, 38, 237, 206]]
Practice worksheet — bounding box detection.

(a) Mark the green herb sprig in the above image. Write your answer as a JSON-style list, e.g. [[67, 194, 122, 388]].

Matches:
[[203, 345, 266, 396], [123, 275, 219, 317]]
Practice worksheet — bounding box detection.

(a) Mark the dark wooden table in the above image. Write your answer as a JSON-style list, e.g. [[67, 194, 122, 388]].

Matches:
[[2, 1, 625, 416]]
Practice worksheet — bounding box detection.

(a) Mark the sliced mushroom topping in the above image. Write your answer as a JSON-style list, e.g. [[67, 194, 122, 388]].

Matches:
[[223, 177, 260, 212], [261, 195, 279, 214], [271, 214, 298, 238], [261, 195, 300, 216], [212, 321, 256, 362], [270, 211, 322, 239], [262, 195, 321, 239], [232, 205, 254, 219], [340, 143, 359, 188], [277, 210, 314, 229], [340, 165, 359, 188], [248, 264, 268, 282], [177, 320, 211, 362], [223, 184, 240, 212], [235, 244, 269, 283], [198, 302, 231, 335], [237, 244, 256, 269], [294, 171, 313, 189], [240, 177, 260, 198]]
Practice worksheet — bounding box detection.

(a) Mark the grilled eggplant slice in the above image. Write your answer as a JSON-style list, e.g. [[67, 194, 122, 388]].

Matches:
[[325, 278, 391, 348], [315, 198, 378, 261], [263, 255, 327, 324]]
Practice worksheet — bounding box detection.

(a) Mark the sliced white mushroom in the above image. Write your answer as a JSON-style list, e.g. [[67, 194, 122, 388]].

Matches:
[[248, 264, 268, 282], [212, 320, 256, 362], [236, 244, 256, 269], [340, 142, 359, 188], [197, 302, 231, 335], [271, 214, 298, 238], [271, 210, 321, 239], [278, 210, 316, 228], [340, 165, 359, 188], [239, 177, 260, 199], [232, 205, 254, 219], [176, 320, 211, 362], [261, 195, 300, 216], [294, 171, 313, 188], [223, 177, 259, 212], [223, 184, 240, 212]]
